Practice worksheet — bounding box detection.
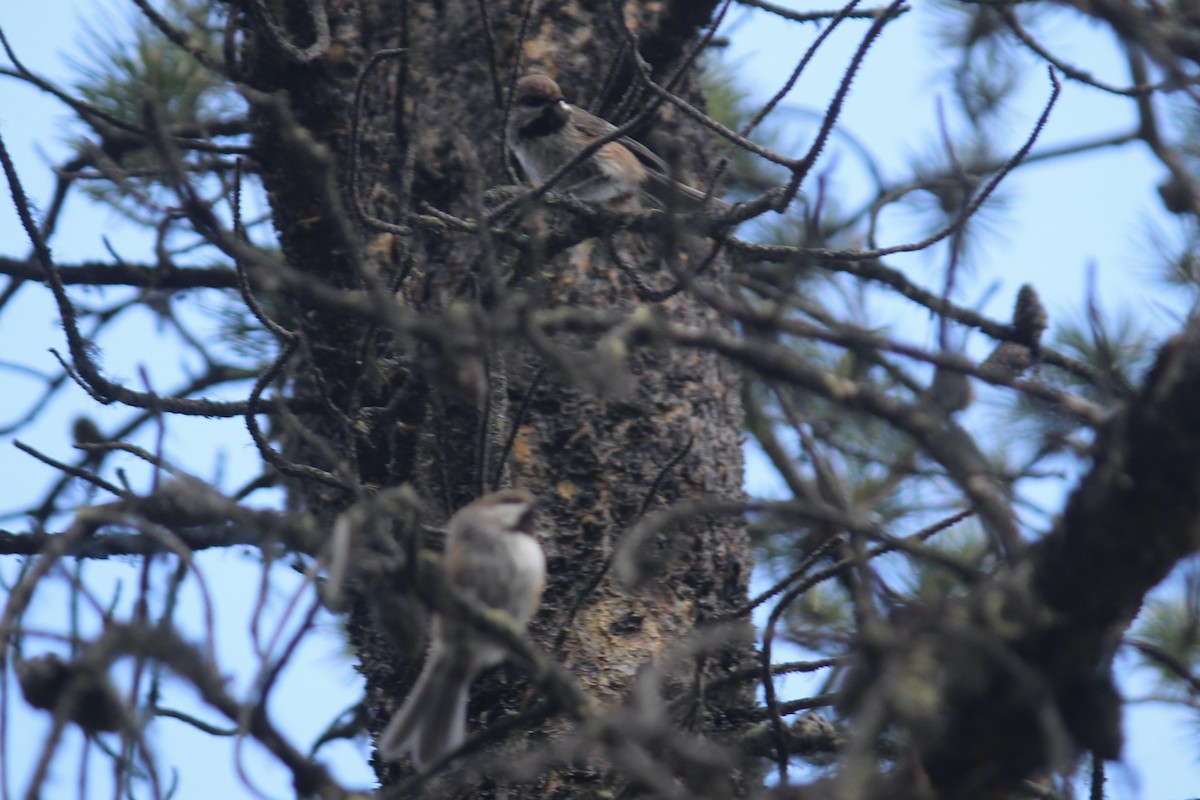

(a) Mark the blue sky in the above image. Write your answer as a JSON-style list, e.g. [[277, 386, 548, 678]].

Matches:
[[723, 6, 1199, 798]]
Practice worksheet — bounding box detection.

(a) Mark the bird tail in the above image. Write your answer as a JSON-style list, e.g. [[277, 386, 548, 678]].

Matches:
[[378, 652, 473, 771], [643, 171, 730, 214]]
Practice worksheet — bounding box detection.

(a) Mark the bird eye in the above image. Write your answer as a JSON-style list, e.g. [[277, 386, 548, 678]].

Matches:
[[519, 95, 545, 107]]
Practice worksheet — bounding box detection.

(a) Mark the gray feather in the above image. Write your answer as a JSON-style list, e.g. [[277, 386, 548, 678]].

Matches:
[[378, 649, 475, 770]]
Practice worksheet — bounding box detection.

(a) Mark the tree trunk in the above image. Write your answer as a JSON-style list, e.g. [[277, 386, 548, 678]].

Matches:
[[238, 0, 753, 794]]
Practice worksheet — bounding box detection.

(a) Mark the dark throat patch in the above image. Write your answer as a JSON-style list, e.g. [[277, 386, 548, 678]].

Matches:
[[517, 104, 568, 139]]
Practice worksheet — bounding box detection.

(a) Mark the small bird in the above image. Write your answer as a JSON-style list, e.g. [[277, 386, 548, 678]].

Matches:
[[378, 489, 546, 770], [507, 74, 725, 211]]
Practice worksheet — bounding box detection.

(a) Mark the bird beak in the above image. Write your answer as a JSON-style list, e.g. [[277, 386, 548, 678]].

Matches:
[[517, 501, 538, 534]]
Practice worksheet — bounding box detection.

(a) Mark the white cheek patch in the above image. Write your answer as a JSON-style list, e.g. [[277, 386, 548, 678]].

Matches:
[[508, 533, 547, 618], [514, 149, 546, 183]]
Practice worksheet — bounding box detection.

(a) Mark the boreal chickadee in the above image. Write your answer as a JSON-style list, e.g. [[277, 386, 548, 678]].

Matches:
[[507, 73, 726, 212], [378, 489, 546, 771]]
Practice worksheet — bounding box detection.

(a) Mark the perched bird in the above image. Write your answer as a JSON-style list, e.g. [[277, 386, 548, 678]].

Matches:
[[507, 73, 725, 211], [378, 489, 546, 770]]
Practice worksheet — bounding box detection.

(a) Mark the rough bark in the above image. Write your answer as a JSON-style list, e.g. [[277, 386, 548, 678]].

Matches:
[[237, 0, 753, 795]]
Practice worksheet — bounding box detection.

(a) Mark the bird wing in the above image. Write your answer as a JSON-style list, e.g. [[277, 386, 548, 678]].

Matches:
[[616, 135, 671, 176], [570, 106, 672, 175], [571, 103, 729, 212]]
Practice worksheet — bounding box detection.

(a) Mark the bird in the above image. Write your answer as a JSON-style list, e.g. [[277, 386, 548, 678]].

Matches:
[[506, 73, 726, 212], [378, 489, 546, 771]]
